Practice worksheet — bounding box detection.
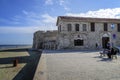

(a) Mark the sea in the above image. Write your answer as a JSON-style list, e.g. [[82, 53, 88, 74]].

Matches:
[[0, 44, 32, 50]]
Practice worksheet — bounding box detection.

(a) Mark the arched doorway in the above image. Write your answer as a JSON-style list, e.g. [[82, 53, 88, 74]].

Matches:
[[102, 37, 109, 49]]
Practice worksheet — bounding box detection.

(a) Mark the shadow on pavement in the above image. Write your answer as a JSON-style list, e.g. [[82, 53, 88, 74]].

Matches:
[[43, 50, 100, 54], [93, 55, 112, 62], [99, 58, 112, 62], [0, 49, 42, 80]]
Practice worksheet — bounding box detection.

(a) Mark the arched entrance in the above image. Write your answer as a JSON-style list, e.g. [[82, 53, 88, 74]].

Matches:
[[102, 37, 109, 49]]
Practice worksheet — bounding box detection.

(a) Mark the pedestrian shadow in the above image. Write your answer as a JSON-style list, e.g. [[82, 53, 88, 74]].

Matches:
[[93, 55, 112, 62], [0, 49, 42, 80], [100, 58, 112, 62]]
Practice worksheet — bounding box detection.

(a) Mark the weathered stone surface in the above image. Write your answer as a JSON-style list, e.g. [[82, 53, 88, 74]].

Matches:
[[33, 16, 120, 50], [57, 16, 120, 49], [33, 30, 58, 49]]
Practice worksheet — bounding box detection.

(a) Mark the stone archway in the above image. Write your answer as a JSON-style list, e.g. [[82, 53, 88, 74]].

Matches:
[[102, 33, 110, 49], [102, 37, 109, 48], [73, 34, 88, 48]]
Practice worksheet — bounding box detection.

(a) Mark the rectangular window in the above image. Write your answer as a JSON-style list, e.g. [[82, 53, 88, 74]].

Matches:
[[75, 24, 79, 31], [104, 23, 108, 31], [59, 25, 61, 32], [91, 23, 95, 32], [74, 39, 84, 46], [83, 24, 87, 31], [117, 23, 120, 32], [67, 24, 72, 31]]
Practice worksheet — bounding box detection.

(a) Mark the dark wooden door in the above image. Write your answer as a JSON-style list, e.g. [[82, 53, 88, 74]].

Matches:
[[102, 37, 109, 48]]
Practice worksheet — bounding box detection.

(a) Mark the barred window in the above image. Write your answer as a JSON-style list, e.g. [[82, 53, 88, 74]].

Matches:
[[117, 23, 120, 32], [74, 39, 84, 46], [91, 23, 95, 32], [104, 23, 108, 31], [75, 24, 79, 31], [83, 24, 87, 31]]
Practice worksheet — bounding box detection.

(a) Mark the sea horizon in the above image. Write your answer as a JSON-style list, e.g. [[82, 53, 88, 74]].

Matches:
[[0, 44, 32, 49]]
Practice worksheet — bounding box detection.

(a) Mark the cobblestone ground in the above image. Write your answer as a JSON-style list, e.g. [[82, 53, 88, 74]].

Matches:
[[41, 50, 120, 80]]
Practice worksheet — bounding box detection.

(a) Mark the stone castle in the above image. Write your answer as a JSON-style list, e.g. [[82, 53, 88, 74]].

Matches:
[[33, 16, 120, 50]]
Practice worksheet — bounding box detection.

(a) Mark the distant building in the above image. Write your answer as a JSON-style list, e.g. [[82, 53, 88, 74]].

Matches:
[[33, 30, 58, 49], [33, 16, 120, 50]]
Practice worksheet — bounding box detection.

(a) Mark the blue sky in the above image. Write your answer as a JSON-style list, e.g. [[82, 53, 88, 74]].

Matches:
[[0, 0, 120, 45]]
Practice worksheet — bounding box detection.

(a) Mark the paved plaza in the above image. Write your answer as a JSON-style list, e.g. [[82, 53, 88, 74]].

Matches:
[[34, 50, 120, 80]]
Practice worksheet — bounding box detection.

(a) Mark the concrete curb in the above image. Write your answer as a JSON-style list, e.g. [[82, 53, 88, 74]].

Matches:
[[33, 53, 47, 80]]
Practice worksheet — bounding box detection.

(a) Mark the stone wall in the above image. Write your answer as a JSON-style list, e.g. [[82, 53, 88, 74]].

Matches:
[[57, 16, 120, 50], [33, 16, 120, 50], [33, 30, 58, 49]]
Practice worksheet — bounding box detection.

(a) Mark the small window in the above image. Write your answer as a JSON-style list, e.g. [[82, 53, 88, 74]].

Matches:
[[75, 24, 79, 31], [58, 25, 61, 32], [117, 23, 120, 32], [104, 23, 108, 31], [83, 24, 87, 31], [74, 39, 84, 46], [91, 23, 95, 32], [67, 24, 72, 31]]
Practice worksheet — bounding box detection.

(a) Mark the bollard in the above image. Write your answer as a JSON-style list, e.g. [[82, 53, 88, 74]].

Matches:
[[13, 59, 18, 67]]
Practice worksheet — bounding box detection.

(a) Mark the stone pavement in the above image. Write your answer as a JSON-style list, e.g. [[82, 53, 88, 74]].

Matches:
[[34, 50, 120, 80]]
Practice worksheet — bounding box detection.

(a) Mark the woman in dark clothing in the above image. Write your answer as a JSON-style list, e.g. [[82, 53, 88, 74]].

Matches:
[[107, 42, 110, 50], [111, 50, 117, 59], [107, 48, 114, 59], [111, 48, 114, 55]]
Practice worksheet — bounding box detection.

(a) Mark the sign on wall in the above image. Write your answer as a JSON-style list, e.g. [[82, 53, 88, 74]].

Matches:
[[113, 34, 116, 39], [111, 24, 115, 29]]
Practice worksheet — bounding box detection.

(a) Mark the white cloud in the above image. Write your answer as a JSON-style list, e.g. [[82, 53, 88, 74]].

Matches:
[[45, 0, 53, 5], [11, 10, 43, 26], [0, 25, 57, 34], [59, 0, 70, 11], [0, 18, 21, 25], [66, 8, 120, 18], [0, 11, 57, 34], [44, 0, 70, 11], [41, 13, 57, 24], [0, 26, 42, 34], [41, 14, 57, 30], [59, 0, 65, 6]]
